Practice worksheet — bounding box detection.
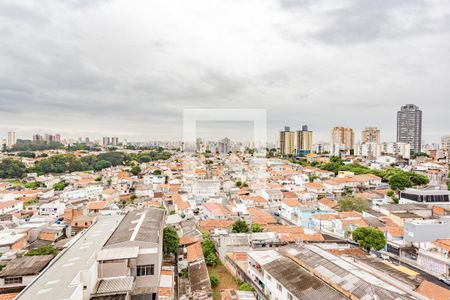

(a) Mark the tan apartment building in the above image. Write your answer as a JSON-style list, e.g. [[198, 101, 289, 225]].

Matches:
[[331, 126, 354, 150], [362, 127, 381, 144]]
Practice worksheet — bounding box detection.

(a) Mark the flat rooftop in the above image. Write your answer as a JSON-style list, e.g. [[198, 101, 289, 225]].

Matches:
[[104, 207, 164, 246], [16, 215, 123, 300]]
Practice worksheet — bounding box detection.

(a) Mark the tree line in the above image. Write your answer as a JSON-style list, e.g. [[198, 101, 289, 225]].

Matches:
[[311, 156, 429, 190], [0, 150, 171, 179]]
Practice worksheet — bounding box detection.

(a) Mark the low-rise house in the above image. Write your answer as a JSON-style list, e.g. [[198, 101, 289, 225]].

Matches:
[[62, 185, 103, 202], [39, 225, 65, 241], [86, 200, 109, 214], [260, 189, 283, 206], [101, 188, 120, 202], [417, 239, 450, 278], [203, 202, 231, 220], [0, 200, 23, 215], [0, 255, 54, 293], [247, 208, 277, 227], [198, 219, 234, 232], [70, 215, 96, 234], [0, 231, 28, 252], [135, 184, 155, 198], [38, 201, 65, 217]]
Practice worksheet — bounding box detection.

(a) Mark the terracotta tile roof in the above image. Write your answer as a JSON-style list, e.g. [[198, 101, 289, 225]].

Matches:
[[187, 241, 203, 263], [319, 198, 338, 209], [311, 213, 338, 221], [242, 195, 266, 203], [338, 211, 362, 219], [282, 198, 301, 207], [265, 225, 303, 234], [199, 219, 234, 231], [382, 225, 404, 238], [340, 218, 368, 228], [247, 208, 277, 225], [305, 182, 324, 189], [433, 239, 450, 252], [0, 293, 18, 300], [416, 280, 450, 300], [299, 232, 325, 241], [86, 201, 108, 210], [0, 200, 22, 209], [203, 203, 231, 217], [172, 193, 190, 211], [282, 191, 297, 199], [179, 235, 199, 246]]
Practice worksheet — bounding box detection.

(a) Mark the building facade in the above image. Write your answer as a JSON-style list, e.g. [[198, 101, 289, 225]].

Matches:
[[331, 127, 354, 150], [397, 104, 422, 153], [362, 127, 380, 144]]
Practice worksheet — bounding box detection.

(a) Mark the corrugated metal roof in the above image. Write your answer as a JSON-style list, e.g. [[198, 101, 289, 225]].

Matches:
[[0, 255, 54, 277], [95, 276, 134, 294]]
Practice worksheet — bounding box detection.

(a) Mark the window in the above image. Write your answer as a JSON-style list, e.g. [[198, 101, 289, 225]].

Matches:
[[5, 277, 22, 285], [288, 293, 293, 300], [277, 283, 282, 292], [137, 264, 154, 276], [267, 274, 272, 281]]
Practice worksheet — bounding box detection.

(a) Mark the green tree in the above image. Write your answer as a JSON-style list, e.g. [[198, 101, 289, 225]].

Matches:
[[201, 239, 216, 256], [0, 158, 27, 178], [408, 172, 429, 186], [25, 245, 58, 256], [352, 227, 386, 252], [389, 173, 413, 190], [232, 220, 249, 233], [17, 151, 36, 158], [94, 160, 112, 170], [53, 180, 67, 191], [251, 224, 262, 232], [130, 165, 141, 176], [235, 181, 242, 187], [163, 226, 179, 256], [337, 197, 369, 212], [210, 275, 219, 288], [24, 181, 46, 189], [152, 169, 162, 175], [205, 252, 218, 266], [238, 283, 254, 291]]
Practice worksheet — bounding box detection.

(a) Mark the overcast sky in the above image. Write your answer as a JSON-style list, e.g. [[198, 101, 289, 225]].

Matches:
[[0, 0, 449, 144]]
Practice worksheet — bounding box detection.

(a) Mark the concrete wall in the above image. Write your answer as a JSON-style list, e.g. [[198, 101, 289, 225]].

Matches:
[[404, 221, 450, 242]]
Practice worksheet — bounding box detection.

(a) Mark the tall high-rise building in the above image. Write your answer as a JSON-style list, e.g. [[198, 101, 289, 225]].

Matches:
[[279, 126, 295, 156], [441, 135, 450, 150], [218, 137, 231, 154], [102, 137, 119, 146], [102, 137, 111, 146], [331, 127, 354, 150], [33, 134, 43, 142], [397, 104, 422, 153], [295, 125, 313, 152], [362, 127, 380, 144], [6, 131, 16, 148]]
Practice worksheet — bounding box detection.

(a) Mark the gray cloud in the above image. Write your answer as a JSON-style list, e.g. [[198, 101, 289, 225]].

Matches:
[[0, 0, 449, 144]]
